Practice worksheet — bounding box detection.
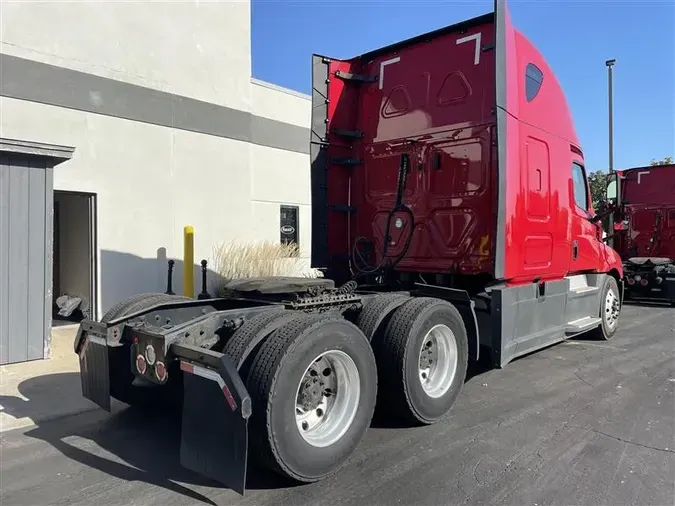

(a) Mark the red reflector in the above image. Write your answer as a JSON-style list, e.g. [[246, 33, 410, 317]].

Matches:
[[133, 335, 139, 344], [155, 361, 167, 382], [136, 354, 147, 375], [221, 384, 237, 411], [180, 362, 194, 374]]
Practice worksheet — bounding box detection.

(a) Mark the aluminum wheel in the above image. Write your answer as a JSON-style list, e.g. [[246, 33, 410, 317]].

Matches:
[[295, 350, 361, 448], [418, 324, 458, 398], [604, 286, 620, 330]]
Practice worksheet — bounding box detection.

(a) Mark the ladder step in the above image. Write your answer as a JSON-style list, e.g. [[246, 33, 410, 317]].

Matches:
[[565, 316, 601, 334], [569, 286, 599, 299], [329, 157, 362, 167], [335, 70, 377, 83], [331, 128, 363, 139]]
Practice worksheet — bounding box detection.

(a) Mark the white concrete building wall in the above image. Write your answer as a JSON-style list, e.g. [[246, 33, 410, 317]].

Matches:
[[0, 1, 252, 110], [250, 79, 312, 263], [0, 0, 312, 318]]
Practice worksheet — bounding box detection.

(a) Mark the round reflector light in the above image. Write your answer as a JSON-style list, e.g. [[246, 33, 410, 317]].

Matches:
[[136, 354, 147, 375], [155, 361, 167, 382], [145, 344, 157, 365]]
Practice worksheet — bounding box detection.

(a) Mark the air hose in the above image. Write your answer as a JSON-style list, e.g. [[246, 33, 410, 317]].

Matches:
[[351, 152, 415, 278]]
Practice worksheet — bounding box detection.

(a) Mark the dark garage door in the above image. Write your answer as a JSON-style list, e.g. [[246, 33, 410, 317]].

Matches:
[[0, 138, 74, 365]]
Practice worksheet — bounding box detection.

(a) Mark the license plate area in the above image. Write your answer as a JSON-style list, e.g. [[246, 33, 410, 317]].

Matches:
[[127, 329, 169, 385]]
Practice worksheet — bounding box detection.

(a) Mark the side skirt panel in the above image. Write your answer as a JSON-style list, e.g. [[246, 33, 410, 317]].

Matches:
[[487, 274, 609, 368]]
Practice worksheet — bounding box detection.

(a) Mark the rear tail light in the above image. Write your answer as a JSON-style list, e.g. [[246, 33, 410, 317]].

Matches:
[[136, 354, 147, 375], [640, 278, 649, 286], [155, 361, 167, 382], [627, 278, 636, 285]]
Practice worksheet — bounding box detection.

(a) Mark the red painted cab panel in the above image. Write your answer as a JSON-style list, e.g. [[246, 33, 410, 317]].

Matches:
[[614, 164, 675, 260], [310, 0, 623, 283]]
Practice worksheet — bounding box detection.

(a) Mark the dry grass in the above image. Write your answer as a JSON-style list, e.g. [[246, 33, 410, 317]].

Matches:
[[210, 240, 320, 295]]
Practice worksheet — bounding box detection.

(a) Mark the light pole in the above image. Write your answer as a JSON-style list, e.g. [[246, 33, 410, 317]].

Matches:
[[605, 59, 617, 248], [606, 59, 616, 173]]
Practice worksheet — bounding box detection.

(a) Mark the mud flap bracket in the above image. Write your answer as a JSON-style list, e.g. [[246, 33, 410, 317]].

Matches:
[[179, 353, 251, 495]]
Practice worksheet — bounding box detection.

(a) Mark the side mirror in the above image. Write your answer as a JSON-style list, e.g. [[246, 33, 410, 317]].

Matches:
[[606, 175, 617, 201]]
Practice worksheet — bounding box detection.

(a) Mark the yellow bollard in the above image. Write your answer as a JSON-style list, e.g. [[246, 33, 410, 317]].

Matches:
[[183, 225, 194, 297]]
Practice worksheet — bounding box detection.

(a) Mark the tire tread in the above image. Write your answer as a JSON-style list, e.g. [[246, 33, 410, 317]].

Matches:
[[376, 297, 467, 424], [356, 293, 409, 341], [223, 309, 296, 371], [247, 313, 371, 481]]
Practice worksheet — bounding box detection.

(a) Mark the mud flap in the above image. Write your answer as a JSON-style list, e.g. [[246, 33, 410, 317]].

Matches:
[[179, 355, 252, 495], [663, 277, 675, 304], [77, 333, 111, 412]]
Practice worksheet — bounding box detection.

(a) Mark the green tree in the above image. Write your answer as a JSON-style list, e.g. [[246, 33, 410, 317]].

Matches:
[[587, 170, 607, 210], [650, 156, 673, 166]]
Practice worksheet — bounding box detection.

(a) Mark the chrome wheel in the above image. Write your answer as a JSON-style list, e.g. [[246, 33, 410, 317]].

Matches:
[[295, 350, 360, 448], [605, 286, 620, 330], [418, 324, 458, 398]]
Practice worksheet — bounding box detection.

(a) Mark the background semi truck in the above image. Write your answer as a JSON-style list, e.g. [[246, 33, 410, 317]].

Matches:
[[606, 163, 675, 305], [75, 0, 624, 494]]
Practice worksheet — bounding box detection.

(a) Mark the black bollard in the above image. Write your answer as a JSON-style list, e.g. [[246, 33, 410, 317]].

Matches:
[[165, 259, 175, 295], [197, 259, 212, 300]]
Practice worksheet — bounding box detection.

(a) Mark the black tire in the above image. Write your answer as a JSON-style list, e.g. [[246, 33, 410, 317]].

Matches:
[[123, 293, 192, 318], [246, 313, 377, 482], [588, 276, 621, 340], [374, 297, 468, 425], [356, 293, 409, 341], [101, 292, 162, 322], [222, 309, 298, 379]]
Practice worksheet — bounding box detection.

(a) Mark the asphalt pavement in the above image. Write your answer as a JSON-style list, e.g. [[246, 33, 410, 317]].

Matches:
[[1, 303, 673, 506]]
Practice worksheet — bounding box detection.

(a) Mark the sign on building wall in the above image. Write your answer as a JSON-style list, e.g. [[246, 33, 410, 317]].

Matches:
[[280, 205, 299, 247]]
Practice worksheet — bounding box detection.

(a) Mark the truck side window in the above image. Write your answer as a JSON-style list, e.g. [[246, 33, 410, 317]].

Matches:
[[525, 63, 544, 102], [572, 162, 589, 210]]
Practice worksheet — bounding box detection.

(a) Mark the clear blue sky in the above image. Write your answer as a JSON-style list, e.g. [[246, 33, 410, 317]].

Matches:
[[251, 0, 674, 172]]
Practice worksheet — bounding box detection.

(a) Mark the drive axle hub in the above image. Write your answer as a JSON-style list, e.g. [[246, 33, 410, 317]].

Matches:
[[419, 340, 437, 371], [299, 375, 325, 411]]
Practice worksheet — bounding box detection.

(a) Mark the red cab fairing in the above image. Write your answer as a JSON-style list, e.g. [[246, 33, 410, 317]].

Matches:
[[311, 13, 497, 278], [614, 164, 675, 260], [310, 0, 622, 283]]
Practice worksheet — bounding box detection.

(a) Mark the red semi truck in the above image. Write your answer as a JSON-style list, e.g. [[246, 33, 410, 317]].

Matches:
[[74, 0, 624, 495], [606, 163, 675, 305]]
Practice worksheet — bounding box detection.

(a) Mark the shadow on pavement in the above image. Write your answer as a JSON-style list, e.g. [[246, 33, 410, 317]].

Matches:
[[623, 299, 673, 309], [8, 372, 294, 505], [0, 371, 85, 424]]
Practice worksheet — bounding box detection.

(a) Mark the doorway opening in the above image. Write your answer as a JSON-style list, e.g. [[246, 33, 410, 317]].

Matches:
[[52, 191, 97, 326]]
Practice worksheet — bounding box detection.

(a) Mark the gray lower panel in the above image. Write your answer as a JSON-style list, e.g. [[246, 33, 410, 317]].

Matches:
[[487, 275, 613, 367], [565, 274, 606, 325], [0, 53, 310, 155], [490, 280, 568, 368]]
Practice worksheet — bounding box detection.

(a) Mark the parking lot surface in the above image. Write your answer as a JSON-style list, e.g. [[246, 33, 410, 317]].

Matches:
[[1, 303, 673, 506]]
